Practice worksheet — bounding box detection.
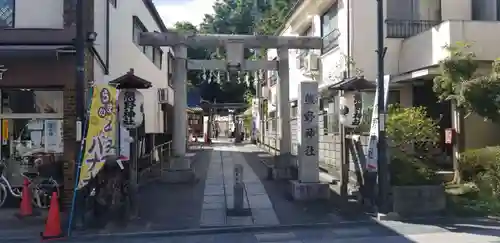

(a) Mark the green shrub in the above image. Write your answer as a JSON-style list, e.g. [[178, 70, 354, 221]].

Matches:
[[460, 146, 500, 181], [390, 156, 441, 186], [460, 146, 500, 200], [476, 163, 500, 199], [386, 105, 441, 186]]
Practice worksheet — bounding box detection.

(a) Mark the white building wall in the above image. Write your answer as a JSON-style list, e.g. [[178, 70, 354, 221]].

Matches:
[[93, 0, 173, 134], [267, 49, 277, 113], [282, 0, 499, 89], [14, 0, 64, 28], [93, 0, 107, 61]]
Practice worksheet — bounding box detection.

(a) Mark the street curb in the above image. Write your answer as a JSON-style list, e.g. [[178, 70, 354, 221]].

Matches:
[[67, 220, 376, 241], [1, 215, 498, 242]]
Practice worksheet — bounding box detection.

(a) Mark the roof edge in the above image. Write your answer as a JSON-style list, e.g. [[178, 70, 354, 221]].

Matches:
[[142, 0, 168, 32]]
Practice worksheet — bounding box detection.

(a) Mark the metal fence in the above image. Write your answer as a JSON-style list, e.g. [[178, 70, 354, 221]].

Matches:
[[137, 141, 172, 186]]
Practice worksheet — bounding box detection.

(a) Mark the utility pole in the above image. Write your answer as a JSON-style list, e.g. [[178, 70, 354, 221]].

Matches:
[[69, 0, 86, 232], [376, 0, 390, 214], [75, 0, 85, 146]]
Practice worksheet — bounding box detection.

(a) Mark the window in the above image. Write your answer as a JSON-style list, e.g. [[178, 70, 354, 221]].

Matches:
[[361, 90, 401, 109], [153, 47, 163, 69], [472, 0, 498, 20], [386, 0, 419, 20], [133, 17, 146, 50], [321, 2, 340, 53], [167, 52, 174, 86], [0, 0, 14, 28], [145, 46, 154, 60], [109, 0, 117, 8], [132, 16, 163, 69], [321, 2, 339, 36]]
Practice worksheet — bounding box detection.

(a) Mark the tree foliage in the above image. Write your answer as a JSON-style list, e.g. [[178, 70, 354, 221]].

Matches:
[[433, 42, 478, 110], [434, 42, 500, 123], [254, 0, 294, 35], [463, 59, 500, 123], [172, 0, 295, 105]]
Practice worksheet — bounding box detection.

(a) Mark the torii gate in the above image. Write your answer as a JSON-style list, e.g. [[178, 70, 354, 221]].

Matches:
[[139, 31, 323, 185]]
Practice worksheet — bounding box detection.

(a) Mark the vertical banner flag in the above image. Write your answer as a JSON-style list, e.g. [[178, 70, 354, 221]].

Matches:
[[251, 98, 259, 140], [366, 75, 391, 172], [77, 84, 117, 189]]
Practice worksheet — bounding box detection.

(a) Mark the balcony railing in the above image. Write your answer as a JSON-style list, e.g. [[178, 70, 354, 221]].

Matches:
[[385, 19, 440, 38], [322, 29, 340, 53]]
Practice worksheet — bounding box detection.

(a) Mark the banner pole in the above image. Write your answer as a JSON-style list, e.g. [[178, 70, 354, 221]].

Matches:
[[66, 86, 94, 236]]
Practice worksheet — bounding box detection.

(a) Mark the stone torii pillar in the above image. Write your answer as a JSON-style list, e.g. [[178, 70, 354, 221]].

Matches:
[[172, 44, 188, 165], [139, 31, 322, 183]]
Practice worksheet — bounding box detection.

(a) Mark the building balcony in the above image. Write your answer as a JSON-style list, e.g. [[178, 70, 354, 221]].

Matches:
[[398, 20, 500, 74], [385, 19, 440, 38], [322, 29, 340, 53]]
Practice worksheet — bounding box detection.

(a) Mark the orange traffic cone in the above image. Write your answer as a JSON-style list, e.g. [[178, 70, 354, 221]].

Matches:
[[40, 192, 65, 241], [15, 178, 39, 219]]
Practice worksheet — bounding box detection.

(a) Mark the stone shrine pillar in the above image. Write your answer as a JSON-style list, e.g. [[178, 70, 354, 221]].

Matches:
[[277, 48, 291, 155], [173, 44, 188, 159], [289, 81, 329, 201], [162, 44, 196, 183], [272, 48, 293, 180]]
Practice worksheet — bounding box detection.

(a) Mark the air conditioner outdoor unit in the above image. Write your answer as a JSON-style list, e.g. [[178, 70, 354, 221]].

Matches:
[[295, 56, 302, 69], [158, 88, 169, 104], [305, 52, 319, 72]]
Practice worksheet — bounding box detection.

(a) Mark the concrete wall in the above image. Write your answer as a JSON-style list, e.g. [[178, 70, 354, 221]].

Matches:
[[93, 0, 174, 134], [399, 20, 500, 74], [464, 114, 500, 150]]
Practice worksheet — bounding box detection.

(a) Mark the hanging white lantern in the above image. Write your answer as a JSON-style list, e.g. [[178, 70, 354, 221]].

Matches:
[[339, 92, 363, 128]]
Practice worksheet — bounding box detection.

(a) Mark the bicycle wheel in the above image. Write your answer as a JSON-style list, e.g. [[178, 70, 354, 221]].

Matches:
[[0, 183, 7, 208], [31, 178, 59, 209]]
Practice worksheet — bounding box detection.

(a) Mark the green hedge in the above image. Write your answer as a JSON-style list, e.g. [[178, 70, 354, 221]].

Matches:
[[460, 146, 500, 198], [460, 146, 500, 181]]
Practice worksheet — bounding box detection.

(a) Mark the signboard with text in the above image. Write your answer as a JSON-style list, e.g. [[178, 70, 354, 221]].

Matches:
[[77, 85, 117, 189], [366, 75, 391, 172], [118, 89, 144, 129], [297, 81, 319, 183], [251, 98, 259, 140]]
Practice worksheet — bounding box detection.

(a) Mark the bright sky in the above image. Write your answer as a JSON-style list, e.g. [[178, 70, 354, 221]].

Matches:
[[154, 0, 217, 27]]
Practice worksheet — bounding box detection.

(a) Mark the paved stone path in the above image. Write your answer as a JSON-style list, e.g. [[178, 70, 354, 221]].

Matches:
[[200, 144, 279, 226]]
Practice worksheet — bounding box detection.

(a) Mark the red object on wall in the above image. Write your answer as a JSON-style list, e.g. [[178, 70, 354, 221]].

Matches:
[[445, 128, 455, 144]]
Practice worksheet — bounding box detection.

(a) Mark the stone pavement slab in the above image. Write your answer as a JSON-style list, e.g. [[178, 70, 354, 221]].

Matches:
[[127, 149, 208, 231], [238, 143, 348, 225], [200, 144, 279, 227]]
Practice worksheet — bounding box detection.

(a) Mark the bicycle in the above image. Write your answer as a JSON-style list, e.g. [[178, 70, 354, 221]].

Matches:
[[0, 156, 60, 209]]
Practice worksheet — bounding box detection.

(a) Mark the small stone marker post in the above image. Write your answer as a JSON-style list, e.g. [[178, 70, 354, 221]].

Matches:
[[233, 164, 244, 211]]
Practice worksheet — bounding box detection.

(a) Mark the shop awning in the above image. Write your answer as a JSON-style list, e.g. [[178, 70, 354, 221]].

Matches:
[[327, 76, 376, 91]]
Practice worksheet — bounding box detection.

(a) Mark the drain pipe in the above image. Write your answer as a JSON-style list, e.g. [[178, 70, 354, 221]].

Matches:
[[346, 0, 351, 77]]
